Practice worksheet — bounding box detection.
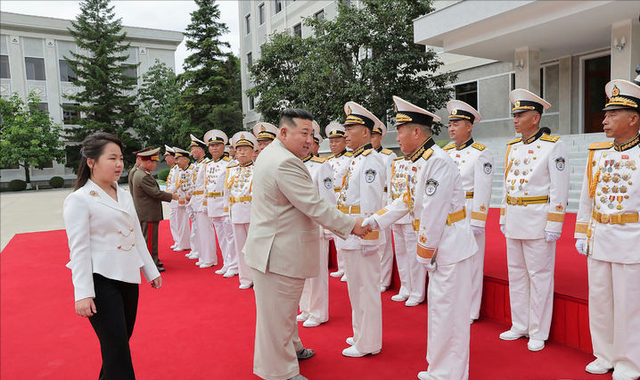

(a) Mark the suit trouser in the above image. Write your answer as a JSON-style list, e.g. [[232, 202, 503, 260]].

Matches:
[[195, 211, 217, 265], [211, 215, 237, 272], [588, 258, 640, 379], [140, 221, 159, 265], [506, 237, 555, 340], [232, 222, 253, 287], [252, 268, 305, 380], [189, 212, 199, 257], [299, 237, 330, 323], [174, 207, 191, 250], [426, 257, 472, 380], [168, 205, 179, 246], [391, 223, 425, 303], [343, 247, 382, 353], [469, 231, 486, 320], [89, 274, 139, 380], [379, 228, 394, 288]]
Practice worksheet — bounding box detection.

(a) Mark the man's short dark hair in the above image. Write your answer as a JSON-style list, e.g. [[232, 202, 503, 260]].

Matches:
[[280, 108, 314, 128]]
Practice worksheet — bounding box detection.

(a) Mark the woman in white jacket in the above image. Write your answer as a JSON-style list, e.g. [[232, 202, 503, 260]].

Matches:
[[63, 132, 162, 380]]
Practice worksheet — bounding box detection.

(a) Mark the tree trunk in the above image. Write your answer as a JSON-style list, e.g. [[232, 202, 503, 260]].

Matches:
[[23, 164, 31, 185]]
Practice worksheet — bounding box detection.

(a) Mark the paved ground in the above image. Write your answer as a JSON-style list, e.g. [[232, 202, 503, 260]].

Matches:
[[0, 185, 171, 251]]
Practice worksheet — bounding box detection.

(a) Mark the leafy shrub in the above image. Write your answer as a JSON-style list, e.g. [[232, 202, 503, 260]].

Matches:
[[158, 168, 170, 181], [49, 176, 65, 188], [8, 179, 27, 191]]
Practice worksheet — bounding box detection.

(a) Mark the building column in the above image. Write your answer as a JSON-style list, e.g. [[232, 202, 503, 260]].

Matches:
[[610, 19, 640, 80], [514, 47, 540, 95], [558, 56, 572, 135]]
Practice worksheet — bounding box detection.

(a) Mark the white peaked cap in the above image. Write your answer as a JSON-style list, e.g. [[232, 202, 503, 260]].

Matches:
[[343, 101, 385, 132], [189, 133, 207, 149], [231, 131, 258, 149], [173, 147, 190, 157], [446, 99, 482, 124], [253, 122, 278, 141], [603, 79, 640, 111], [164, 145, 175, 153], [325, 122, 346, 138], [392, 95, 441, 127], [204, 129, 229, 145], [509, 88, 551, 114]]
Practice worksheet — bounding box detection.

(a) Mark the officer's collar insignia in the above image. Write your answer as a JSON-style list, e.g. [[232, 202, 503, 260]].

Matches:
[[353, 143, 373, 157], [523, 128, 544, 145], [302, 153, 313, 162], [614, 133, 640, 152], [408, 137, 435, 162], [456, 138, 474, 151]]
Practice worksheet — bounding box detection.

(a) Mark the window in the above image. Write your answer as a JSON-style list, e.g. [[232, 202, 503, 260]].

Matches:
[[455, 81, 478, 109], [258, 3, 265, 25], [539, 67, 544, 98], [245, 14, 251, 35], [247, 52, 253, 67], [293, 23, 302, 38], [123, 64, 137, 79], [249, 96, 255, 110], [315, 10, 325, 22], [25, 57, 45, 80], [0, 55, 9, 78], [59, 60, 76, 82], [511, 73, 516, 91], [274, 0, 283, 14], [30, 103, 48, 114], [62, 103, 80, 124]]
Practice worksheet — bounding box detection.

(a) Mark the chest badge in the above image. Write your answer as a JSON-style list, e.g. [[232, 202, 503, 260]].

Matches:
[[364, 169, 377, 183]]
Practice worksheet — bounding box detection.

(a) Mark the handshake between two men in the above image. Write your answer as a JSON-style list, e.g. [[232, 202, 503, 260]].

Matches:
[[350, 217, 373, 238]]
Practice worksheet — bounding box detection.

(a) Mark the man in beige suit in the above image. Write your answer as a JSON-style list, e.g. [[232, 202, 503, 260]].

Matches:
[[244, 108, 371, 380]]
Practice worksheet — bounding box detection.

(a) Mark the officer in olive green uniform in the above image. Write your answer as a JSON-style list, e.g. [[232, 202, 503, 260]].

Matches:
[[131, 147, 176, 272]]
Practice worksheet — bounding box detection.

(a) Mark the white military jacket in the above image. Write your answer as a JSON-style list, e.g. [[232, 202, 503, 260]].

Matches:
[[225, 161, 254, 224], [372, 138, 477, 267], [388, 156, 411, 225], [187, 157, 208, 214], [377, 147, 397, 196], [499, 129, 570, 239], [172, 166, 191, 207], [64, 180, 160, 301], [303, 154, 336, 238], [326, 149, 353, 199], [337, 143, 386, 249], [443, 139, 494, 228], [206, 156, 233, 218], [165, 165, 180, 210], [574, 135, 640, 263]]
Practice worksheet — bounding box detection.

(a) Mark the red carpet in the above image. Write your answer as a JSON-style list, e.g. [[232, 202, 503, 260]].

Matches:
[[1, 221, 603, 380]]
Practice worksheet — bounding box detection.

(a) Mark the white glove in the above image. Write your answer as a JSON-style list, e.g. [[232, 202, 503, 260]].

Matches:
[[424, 261, 436, 273], [362, 245, 379, 256], [362, 216, 379, 229], [471, 226, 484, 236], [575, 239, 587, 255], [500, 225, 505, 235], [544, 231, 561, 242]]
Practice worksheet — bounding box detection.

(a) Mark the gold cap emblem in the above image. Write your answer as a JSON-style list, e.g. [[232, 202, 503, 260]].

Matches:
[[393, 103, 398, 113], [452, 109, 458, 115], [514, 100, 521, 108], [260, 126, 265, 131], [612, 85, 620, 97], [240, 134, 245, 139], [346, 106, 352, 115]]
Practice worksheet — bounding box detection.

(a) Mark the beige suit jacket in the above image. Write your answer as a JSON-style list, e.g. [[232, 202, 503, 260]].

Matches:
[[244, 139, 356, 279]]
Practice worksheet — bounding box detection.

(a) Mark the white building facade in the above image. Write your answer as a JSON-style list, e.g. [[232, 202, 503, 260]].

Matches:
[[0, 12, 183, 185]]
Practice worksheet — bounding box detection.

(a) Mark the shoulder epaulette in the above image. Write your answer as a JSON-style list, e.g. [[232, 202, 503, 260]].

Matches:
[[540, 135, 560, 143], [345, 151, 353, 157], [422, 148, 434, 160], [223, 157, 231, 162], [362, 149, 372, 156], [227, 163, 238, 169], [472, 142, 486, 151], [588, 141, 614, 150], [311, 157, 326, 163], [507, 138, 522, 145], [188, 164, 195, 169], [443, 143, 455, 151], [394, 156, 404, 161], [327, 154, 336, 159], [380, 148, 393, 155]]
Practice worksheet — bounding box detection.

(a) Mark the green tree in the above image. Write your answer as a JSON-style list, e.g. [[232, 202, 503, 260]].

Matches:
[[179, 0, 243, 138], [248, 0, 456, 133], [64, 0, 140, 168], [134, 60, 189, 148], [0, 92, 65, 185]]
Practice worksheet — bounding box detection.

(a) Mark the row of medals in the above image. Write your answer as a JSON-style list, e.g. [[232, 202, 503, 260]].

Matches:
[[508, 157, 534, 191], [233, 167, 251, 191], [337, 165, 353, 207], [597, 159, 635, 210]]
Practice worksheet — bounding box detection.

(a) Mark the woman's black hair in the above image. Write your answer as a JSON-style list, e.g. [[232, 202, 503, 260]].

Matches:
[[74, 132, 124, 190]]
